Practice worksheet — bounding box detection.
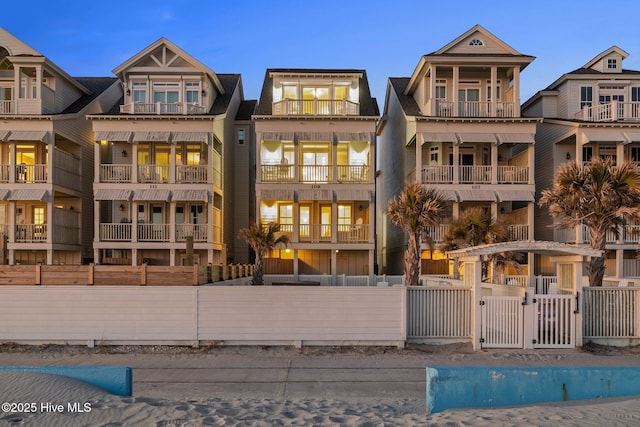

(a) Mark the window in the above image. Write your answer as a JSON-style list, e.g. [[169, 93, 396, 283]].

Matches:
[[631, 146, 640, 162], [580, 86, 593, 108], [435, 79, 446, 99], [279, 204, 293, 232], [338, 204, 352, 229], [632, 87, 640, 102], [487, 81, 501, 100], [185, 82, 200, 104], [607, 59, 617, 69], [583, 146, 593, 162], [132, 81, 147, 103], [33, 207, 45, 225], [469, 39, 484, 46], [237, 128, 245, 145], [153, 82, 179, 103], [430, 146, 439, 164]]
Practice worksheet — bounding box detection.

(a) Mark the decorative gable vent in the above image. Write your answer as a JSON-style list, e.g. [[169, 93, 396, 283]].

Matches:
[[469, 38, 484, 46]]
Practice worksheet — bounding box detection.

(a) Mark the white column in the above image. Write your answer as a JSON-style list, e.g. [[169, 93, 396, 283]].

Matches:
[[463, 255, 483, 351], [512, 66, 520, 116], [452, 66, 459, 117], [452, 144, 460, 184], [131, 143, 138, 183], [94, 141, 101, 182], [528, 144, 535, 184], [490, 66, 497, 116], [416, 133, 423, 184], [491, 143, 498, 184], [430, 65, 437, 115], [616, 249, 624, 277]]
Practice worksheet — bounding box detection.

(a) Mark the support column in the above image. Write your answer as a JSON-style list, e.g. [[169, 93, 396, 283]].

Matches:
[[331, 249, 337, 284], [452, 66, 459, 116], [452, 144, 460, 184], [293, 249, 299, 278], [491, 143, 498, 184], [616, 248, 624, 278], [416, 133, 423, 184], [528, 144, 535, 184], [512, 66, 520, 116], [462, 255, 483, 351], [490, 66, 497, 116], [430, 65, 437, 115]]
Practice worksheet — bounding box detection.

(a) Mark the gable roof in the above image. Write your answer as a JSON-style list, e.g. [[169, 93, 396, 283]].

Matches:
[[112, 37, 224, 95], [0, 27, 41, 56], [405, 24, 534, 95], [61, 77, 119, 114], [583, 46, 629, 69]]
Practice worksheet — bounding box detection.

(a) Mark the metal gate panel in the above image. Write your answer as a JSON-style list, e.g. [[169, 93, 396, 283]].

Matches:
[[533, 295, 575, 348], [481, 296, 523, 348]]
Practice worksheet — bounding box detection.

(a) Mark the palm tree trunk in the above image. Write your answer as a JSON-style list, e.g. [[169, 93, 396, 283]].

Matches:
[[253, 255, 264, 286], [405, 232, 420, 286], [588, 229, 607, 287]]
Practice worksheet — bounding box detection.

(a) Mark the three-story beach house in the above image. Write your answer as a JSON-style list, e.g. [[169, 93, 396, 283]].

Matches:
[[89, 38, 244, 266], [378, 25, 540, 276], [252, 69, 379, 282], [522, 46, 640, 280], [0, 27, 119, 265]]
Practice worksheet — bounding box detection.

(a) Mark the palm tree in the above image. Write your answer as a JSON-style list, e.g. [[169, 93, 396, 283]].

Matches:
[[387, 183, 446, 286], [239, 222, 290, 285], [440, 207, 515, 280], [539, 158, 640, 287]]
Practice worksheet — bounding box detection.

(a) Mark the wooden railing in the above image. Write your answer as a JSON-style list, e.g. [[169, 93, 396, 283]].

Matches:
[[0, 100, 15, 114], [337, 223, 369, 242], [272, 99, 359, 116], [459, 165, 491, 183], [100, 164, 132, 183], [176, 165, 208, 183], [176, 224, 208, 242], [260, 164, 369, 183], [260, 164, 295, 182], [508, 224, 529, 241], [137, 223, 170, 241], [100, 223, 132, 241], [138, 164, 170, 183], [432, 99, 517, 118], [299, 165, 331, 183], [337, 164, 369, 182], [15, 164, 47, 183], [498, 165, 529, 183], [15, 224, 47, 243], [421, 166, 454, 183], [299, 224, 332, 242], [423, 224, 450, 244]]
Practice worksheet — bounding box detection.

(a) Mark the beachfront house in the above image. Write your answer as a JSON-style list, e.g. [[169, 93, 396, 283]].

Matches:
[[0, 27, 120, 265], [377, 25, 540, 277], [88, 38, 245, 266], [522, 46, 640, 281], [252, 69, 379, 282]]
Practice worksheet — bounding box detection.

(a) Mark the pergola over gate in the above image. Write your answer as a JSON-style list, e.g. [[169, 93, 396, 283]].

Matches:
[[447, 241, 603, 350]]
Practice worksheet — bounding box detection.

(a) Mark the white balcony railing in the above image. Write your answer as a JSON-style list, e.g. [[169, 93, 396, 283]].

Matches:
[[176, 224, 208, 242], [176, 165, 208, 183], [497, 165, 529, 183], [16, 164, 47, 183], [300, 165, 331, 183], [100, 164, 132, 183], [507, 224, 529, 241], [423, 224, 450, 244], [138, 223, 170, 242], [421, 166, 454, 183], [15, 224, 47, 243], [337, 224, 369, 243], [138, 164, 170, 183], [0, 100, 15, 114], [337, 164, 369, 183], [459, 165, 491, 183], [433, 99, 517, 118], [299, 224, 331, 243], [100, 223, 132, 241], [119, 102, 207, 115], [260, 164, 295, 182], [575, 101, 640, 122], [272, 99, 359, 116]]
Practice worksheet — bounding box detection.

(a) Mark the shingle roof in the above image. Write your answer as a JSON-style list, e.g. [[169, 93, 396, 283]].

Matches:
[[254, 69, 379, 117], [210, 74, 241, 115], [61, 77, 118, 114], [235, 100, 257, 121], [566, 67, 640, 76], [388, 78, 422, 116]]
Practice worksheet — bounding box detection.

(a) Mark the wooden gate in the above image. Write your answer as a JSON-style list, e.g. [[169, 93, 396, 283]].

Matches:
[[532, 294, 575, 348], [480, 296, 523, 348]]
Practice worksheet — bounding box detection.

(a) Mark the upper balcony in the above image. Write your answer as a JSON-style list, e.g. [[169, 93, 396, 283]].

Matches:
[[272, 99, 360, 116], [260, 163, 370, 184], [421, 164, 529, 185], [99, 164, 211, 184], [574, 101, 640, 122], [428, 99, 518, 118], [119, 102, 207, 115]]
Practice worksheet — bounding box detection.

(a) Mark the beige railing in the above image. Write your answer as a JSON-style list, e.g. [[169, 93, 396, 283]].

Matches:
[[100, 164, 132, 183], [119, 102, 207, 115], [100, 223, 132, 241], [421, 165, 454, 183], [0, 165, 9, 182], [260, 164, 295, 182], [16, 164, 47, 183], [272, 99, 359, 116], [299, 224, 331, 242], [176, 224, 208, 242], [423, 224, 450, 244], [406, 287, 472, 339], [337, 164, 369, 182], [498, 165, 529, 183], [138, 223, 170, 241], [459, 165, 491, 183], [299, 165, 331, 183], [0, 100, 14, 114], [337, 223, 369, 242], [508, 224, 529, 241], [15, 224, 47, 243], [176, 165, 208, 183], [576, 101, 640, 122], [138, 164, 170, 183], [53, 149, 81, 190]]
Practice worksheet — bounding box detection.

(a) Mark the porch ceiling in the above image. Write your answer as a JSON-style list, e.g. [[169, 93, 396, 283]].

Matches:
[[422, 133, 457, 143], [495, 190, 535, 202], [456, 190, 496, 201], [496, 133, 535, 144]]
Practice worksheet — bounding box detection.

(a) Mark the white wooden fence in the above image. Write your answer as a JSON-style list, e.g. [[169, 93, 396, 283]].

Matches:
[[406, 287, 472, 341], [583, 287, 640, 344]]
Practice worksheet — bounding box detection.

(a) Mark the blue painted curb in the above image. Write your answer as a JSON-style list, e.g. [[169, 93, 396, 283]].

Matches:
[[1, 366, 132, 396], [426, 366, 640, 413]]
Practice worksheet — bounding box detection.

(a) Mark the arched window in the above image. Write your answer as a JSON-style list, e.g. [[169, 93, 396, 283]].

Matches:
[[469, 39, 484, 46]]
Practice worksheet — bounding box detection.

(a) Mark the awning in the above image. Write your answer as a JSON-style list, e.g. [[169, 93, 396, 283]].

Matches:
[[438, 189, 459, 202], [7, 131, 48, 142], [456, 190, 497, 202], [172, 132, 208, 142], [0, 189, 9, 200], [133, 132, 171, 142], [260, 189, 294, 200], [495, 190, 535, 202], [296, 189, 333, 201], [496, 133, 535, 144], [95, 131, 133, 142], [171, 189, 209, 202], [297, 131, 333, 141], [582, 132, 626, 143], [94, 189, 133, 200], [422, 133, 457, 143], [623, 132, 640, 143], [335, 132, 371, 142], [334, 189, 371, 201], [456, 133, 498, 144], [8, 189, 48, 201], [0, 131, 10, 142], [133, 189, 171, 201], [261, 131, 294, 141]]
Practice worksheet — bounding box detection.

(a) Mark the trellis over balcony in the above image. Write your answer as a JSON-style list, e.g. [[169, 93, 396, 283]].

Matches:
[[99, 223, 209, 242], [119, 102, 207, 115], [575, 101, 640, 122], [429, 100, 518, 118], [260, 164, 370, 183], [272, 99, 359, 116], [421, 165, 529, 184], [99, 164, 208, 184]]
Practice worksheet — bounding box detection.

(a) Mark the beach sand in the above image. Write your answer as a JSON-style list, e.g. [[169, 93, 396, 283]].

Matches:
[[0, 343, 639, 426]]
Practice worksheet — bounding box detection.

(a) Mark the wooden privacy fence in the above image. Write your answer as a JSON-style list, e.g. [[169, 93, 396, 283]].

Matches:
[[0, 263, 253, 286], [406, 286, 472, 340], [0, 286, 405, 347]]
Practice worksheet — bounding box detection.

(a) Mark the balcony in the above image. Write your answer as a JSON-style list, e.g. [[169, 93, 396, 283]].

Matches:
[[299, 224, 332, 243], [119, 102, 207, 115], [99, 164, 209, 184], [421, 165, 529, 184], [260, 164, 369, 183], [100, 223, 209, 243], [337, 223, 369, 243], [272, 99, 359, 116], [431, 100, 517, 118], [423, 223, 529, 245], [575, 101, 640, 122], [15, 224, 47, 243], [0, 100, 14, 114]]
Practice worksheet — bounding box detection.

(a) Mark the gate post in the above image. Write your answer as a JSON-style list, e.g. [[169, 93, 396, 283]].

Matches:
[[523, 288, 535, 349], [461, 255, 483, 351]]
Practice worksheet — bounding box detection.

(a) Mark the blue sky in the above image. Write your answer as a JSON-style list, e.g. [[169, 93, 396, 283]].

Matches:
[[3, 0, 640, 106]]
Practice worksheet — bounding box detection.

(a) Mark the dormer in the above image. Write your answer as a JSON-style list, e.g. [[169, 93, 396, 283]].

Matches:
[[113, 37, 224, 115], [404, 25, 534, 118], [269, 70, 361, 116], [0, 27, 90, 115], [583, 46, 628, 74]]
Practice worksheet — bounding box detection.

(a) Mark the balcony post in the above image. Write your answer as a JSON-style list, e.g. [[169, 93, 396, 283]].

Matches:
[[156, 102, 161, 115], [416, 133, 423, 184], [490, 66, 497, 117], [611, 100, 618, 121], [491, 144, 498, 184], [131, 143, 138, 183], [430, 65, 437, 116], [452, 66, 459, 116], [512, 66, 521, 116]]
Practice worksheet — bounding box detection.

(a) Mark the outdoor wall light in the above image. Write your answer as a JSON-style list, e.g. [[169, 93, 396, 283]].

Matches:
[[201, 89, 206, 97], [122, 149, 127, 157], [566, 152, 571, 160], [126, 88, 131, 96], [119, 204, 125, 211]]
